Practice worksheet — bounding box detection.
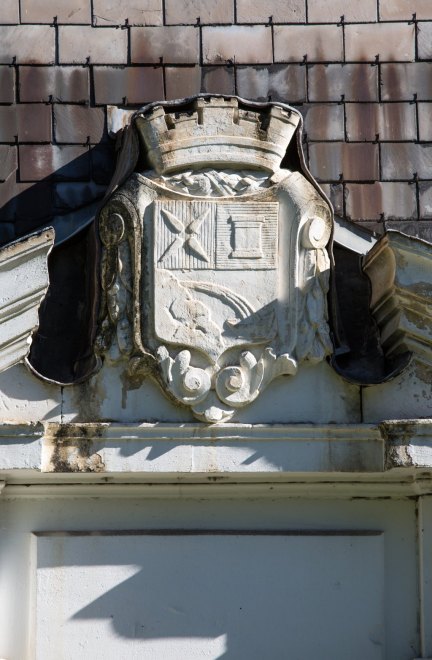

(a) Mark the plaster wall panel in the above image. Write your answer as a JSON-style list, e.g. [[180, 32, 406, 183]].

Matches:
[[233, 362, 361, 424], [61, 362, 194, 424], [34, 532, 384, 660], [0, 497, 419, 660]]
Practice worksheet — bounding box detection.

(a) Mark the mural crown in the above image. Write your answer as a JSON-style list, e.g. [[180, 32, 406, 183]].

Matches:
[[135, 96, 300, 175]]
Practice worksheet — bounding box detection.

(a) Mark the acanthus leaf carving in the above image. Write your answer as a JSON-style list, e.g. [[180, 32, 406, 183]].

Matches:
[[295, 245, 332, 364]]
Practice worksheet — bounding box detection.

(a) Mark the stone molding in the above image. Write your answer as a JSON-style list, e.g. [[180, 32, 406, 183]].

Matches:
[[1, 421, 432, 485], [363, 230, 432, 366], [0, 228, 54, 372]]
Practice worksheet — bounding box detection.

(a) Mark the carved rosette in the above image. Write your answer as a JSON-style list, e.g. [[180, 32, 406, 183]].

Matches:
[[96, 97, 333, 423]]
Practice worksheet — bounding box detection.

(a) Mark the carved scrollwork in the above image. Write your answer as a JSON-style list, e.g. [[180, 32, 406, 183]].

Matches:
[[157, 347, 211, 405], [216, 349, 297, 407], [155, 345, 297, 423]]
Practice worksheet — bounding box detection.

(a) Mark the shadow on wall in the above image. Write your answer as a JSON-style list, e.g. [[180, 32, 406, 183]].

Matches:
[[35, 531, 385, 660], [0, 143, 116, 246], [0, 144, 118, 384]]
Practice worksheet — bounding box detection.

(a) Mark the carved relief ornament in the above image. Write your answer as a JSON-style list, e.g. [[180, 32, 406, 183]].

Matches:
[[96, 96, 333, 423]]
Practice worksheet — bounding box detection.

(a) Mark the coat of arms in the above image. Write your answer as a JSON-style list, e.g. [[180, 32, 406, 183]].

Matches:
[[97, 96, 333, 422]]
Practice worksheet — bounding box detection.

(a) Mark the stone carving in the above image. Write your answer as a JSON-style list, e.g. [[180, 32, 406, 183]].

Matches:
[[97, 96, 333, 422], [0, 228, 54, 372], [363, 231, 432, 367], [147, 169, 270, 197]]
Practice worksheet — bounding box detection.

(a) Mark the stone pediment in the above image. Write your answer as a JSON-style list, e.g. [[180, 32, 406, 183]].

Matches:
[[0, 96, 431, 429]]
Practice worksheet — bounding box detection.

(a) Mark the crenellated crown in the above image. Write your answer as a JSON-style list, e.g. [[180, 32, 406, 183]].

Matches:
[[135, 97, 300, 175]]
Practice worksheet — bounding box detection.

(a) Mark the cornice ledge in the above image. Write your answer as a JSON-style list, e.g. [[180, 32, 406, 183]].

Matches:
[[2, 420, 432, 476], [380, 419, 432, 469], [38, 422, 384, 475]]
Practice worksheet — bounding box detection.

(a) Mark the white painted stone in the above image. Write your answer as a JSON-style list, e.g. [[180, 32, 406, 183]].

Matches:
[[0, 423, 42, 471], [233, 361, 360, 424], [61, 359, 360, 425], [6, 417, 432, 481], [0, 229, 53, 372], [0, 497, 418, 660], [107, 105, 134, 137], [418, 496, 432, 658], [97, 98, 334, 423], [34, 531, 384, 660], [363, 230, 432, 367], [0, 364, 62, 423], [135, 98, 300, 174], [61, 360, 193, 424], [39, 420, 384, 475], [362, 360, 432, 423]]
